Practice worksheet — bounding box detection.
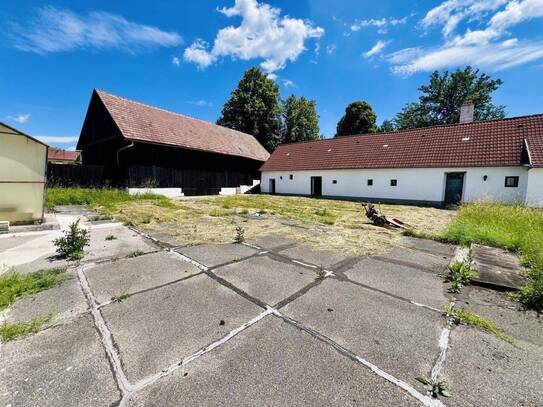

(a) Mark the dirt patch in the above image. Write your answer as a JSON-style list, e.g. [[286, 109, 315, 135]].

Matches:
[[105, 195, 455, 256]]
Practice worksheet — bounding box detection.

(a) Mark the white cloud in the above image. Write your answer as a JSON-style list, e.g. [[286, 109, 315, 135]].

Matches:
[[8, 113, 31, 123], [326, 44, 337, 55], [36, 136, 79, 144], [391, 0, 543, 75], [11, 6, 182, 54], [364, 40, 389, 58], [281, 79, 296, 88], [350, 16, 408, 33], [188, 99, 213, 107], [171, 56, 180, 66], [183, 0, 324, 73]]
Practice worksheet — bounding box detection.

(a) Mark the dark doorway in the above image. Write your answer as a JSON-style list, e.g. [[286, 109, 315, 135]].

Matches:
[[269, 178, 276, 194], [444, 173, 465, 205], [311, 176, 322, 196]]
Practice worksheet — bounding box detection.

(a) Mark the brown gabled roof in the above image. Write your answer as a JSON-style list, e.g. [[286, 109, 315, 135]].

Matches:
[[48, 149, 81, 162], [94, 90, 269, 162], [261, 114, 543, 171]]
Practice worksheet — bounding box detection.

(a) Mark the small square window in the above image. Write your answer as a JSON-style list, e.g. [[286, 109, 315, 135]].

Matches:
[[280, 176, 283, 180], [505, 176, 519, 188], [289, 174, 293, 180], [367, 179, 373, 186], [332, 180, 337, 184], [390, 179, 397, 187]]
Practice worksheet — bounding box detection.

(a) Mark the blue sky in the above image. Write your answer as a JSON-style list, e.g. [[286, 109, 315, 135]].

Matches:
[[2, 0, 543, 149]]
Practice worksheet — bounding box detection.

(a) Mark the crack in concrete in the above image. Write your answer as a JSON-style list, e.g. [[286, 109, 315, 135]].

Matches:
[[430, 300, 456, 381], [272, 310, 445, 407]]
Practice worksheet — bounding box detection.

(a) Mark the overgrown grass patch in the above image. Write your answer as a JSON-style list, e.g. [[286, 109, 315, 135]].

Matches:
[[0, 314, 52, 342], [0, 268, 68, 311]]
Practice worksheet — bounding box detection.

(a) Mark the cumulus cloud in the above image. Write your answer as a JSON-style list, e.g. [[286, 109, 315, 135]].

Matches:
[[391, 0, 543, 75], [281, 79, 296, 88], [351, 16, 408, 34], [183, 0, 324, 73], [171, 56, 180, 66], [8, 113, 31, 124], [10, 6, 182, 54], [364, 40, 389, 58], [326, 44, 337, 55]]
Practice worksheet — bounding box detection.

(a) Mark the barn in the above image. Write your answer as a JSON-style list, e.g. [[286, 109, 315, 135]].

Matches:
[[76, 90, 269, 196], [0, 122, 48, 225], [260, 111, 543, 207]]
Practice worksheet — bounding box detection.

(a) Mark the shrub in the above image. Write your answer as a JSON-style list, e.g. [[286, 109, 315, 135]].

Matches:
[[53, 220, 90, 260], [234, 225, 245, 243]]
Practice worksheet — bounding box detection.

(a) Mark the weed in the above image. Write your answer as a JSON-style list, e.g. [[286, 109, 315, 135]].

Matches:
[[234, 225, 245, 243], [442, 305, 518, 347], [0, 314, 52, 342], [53, 220, 90, 260], [415, 376, 451, 398], [444, 260, 478, 293], [111, 293, 130, 303], [105, 234, 117, 241], [142, 216, 151, 224], [316, 269, 326, 280], [127, 250, 145, 258], [0, 268, 68, 311]]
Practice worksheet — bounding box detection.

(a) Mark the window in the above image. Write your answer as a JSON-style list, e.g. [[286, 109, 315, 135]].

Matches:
[[390, 179, 397, 187], [332, 180, 337, 184], [367, 179, 373, 186], [505, 176, 519, 188], [280, 176, 283, 180], [289, 174, 293, 180]]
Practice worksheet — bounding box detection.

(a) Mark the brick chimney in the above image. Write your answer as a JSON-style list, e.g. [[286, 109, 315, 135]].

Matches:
[[460, 101, 475, 123]]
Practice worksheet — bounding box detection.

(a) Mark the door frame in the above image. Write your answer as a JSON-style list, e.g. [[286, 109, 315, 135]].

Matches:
[[310, 176, 322, 197], [269, 178, 276, 195], [443, 172, 465, 205]]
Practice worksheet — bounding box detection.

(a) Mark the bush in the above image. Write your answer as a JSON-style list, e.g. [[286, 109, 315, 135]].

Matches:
[[53, 220, 90, 260]]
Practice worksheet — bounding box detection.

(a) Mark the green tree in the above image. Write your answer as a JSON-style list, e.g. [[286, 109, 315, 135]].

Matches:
[[217, 67, 283, 151], [335, 101, 377, 137], [378, 119, 396, 133], [282, 95, 321, 144], [394, 66, 505, 130]]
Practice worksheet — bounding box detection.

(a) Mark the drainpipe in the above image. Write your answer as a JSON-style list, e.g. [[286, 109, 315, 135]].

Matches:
[[116, 141, 134, 168]]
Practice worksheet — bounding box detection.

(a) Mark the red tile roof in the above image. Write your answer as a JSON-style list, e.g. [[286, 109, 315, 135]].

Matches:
[[261, 114, 543, 171], [95, 90, 270, 162], [48, 149, 81, 162]]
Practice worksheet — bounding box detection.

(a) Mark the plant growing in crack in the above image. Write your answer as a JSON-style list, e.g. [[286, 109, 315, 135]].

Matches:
[[234, 225, 245, 243], [111, 293, 130, 303], [105, 234, 117, 241], [415, 376, 451, 398], [444, 259, 478, 293], [316, 268, 326, 280], [53, 219, 90, 261], [127, 250, 144, 258]]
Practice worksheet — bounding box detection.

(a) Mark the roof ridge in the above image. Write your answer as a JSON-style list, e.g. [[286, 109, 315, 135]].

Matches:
[[94, 89, 250, 139]]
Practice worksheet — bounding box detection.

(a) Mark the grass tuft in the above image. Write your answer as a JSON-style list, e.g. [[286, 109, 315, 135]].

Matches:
[[0, 314, 52, 342], [127, 250, 145, 258], [111, 293, 130, 303], [0, 268, 68, 311]]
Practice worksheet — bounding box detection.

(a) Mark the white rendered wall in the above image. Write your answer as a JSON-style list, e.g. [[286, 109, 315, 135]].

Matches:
[[526, 168, 543, 208], [261, 167, 528, 204]]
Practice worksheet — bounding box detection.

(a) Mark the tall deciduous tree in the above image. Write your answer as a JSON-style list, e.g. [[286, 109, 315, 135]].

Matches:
[[282, 95, 321, 144], [394, 66, 505, 130], [335, 101, 377, 137], [217, 67, 283, 151]]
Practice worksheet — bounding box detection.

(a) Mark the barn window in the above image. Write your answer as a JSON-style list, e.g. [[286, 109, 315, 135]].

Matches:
[[505, 176, 519, 188], [280, 176, 283, 180], [367, 179, 373, 186], [332, 180, 337, 184], [289, 174, 293, 180], [390, 179, 397, 187]]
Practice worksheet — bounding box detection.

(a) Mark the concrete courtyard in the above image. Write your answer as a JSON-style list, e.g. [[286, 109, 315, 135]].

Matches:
[[1, 212, 542, 406]]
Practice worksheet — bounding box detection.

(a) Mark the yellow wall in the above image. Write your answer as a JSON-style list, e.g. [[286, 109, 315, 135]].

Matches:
[[0, 124, 47, 224]]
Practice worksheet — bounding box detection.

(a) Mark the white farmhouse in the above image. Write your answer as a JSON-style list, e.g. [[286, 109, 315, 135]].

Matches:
[[261, 110, 543, 207]]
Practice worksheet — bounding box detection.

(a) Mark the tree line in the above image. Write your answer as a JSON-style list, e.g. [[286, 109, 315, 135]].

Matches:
[[217, 66, 505, 151]]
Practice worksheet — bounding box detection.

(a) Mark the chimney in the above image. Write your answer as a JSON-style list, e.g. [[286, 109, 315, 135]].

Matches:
[[460, 101, 474, 123]]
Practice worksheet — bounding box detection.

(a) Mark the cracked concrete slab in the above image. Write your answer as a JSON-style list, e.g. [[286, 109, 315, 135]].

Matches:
[[278, 244, 348, 268], [85, 225, 158, 262], [85, 251, 201, 304], [175, 243, 257, 268], [4, 274, 87, 324], [373, 246, 450, 274], [282, 278, 444, 389], [399, 236, 456, 257], [213, 256, 316, 305], [100, 274, 262, 382], [0, 314, 121, 407], [454, 286, 543, 347], [345, 257, 450, 309], [471, 244, 526, 290], [127, 315, 420, 407], [247, 234, 297, 250], [442, 325, 543, 406]]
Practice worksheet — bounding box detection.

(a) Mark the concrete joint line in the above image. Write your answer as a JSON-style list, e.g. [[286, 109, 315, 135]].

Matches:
[[271, 309, 445, 407], [120, 307, 274, 406], [127, 225, 167, 248], [76, 265, 132, 395], [169, 249, 209, 271], [431, 299, 456, 381], [410, 301, 441, 313], [241, 242, 262, 250], [292, 259, 318, 269]]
